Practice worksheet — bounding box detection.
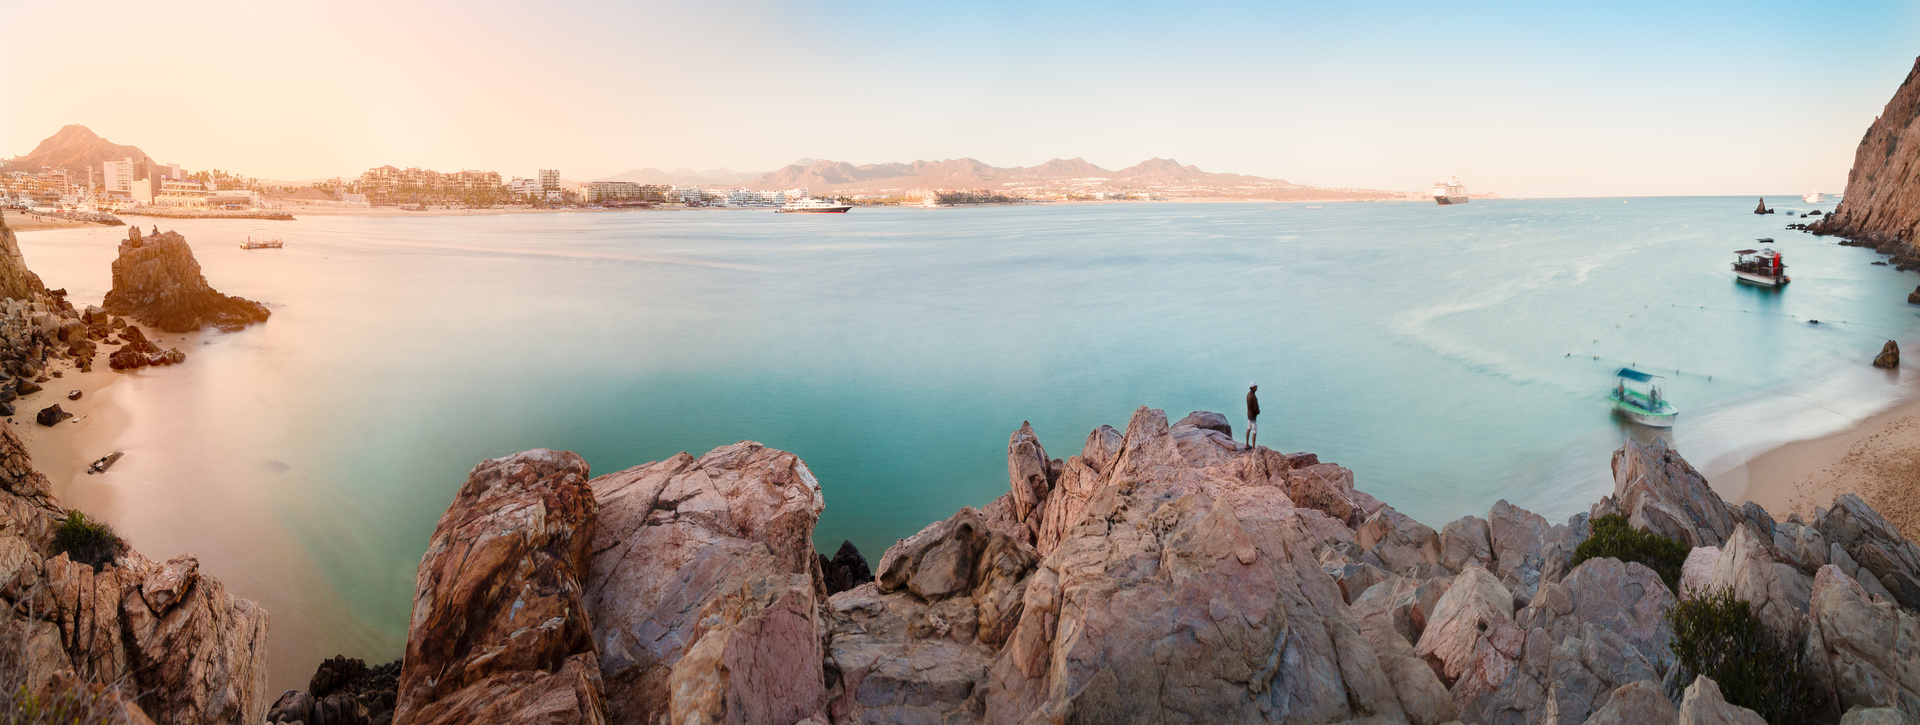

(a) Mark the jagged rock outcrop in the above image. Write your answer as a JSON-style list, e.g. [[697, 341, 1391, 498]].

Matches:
[[1603, 437, 1736, 547], [1810, 58, 1920, 264], [393, 449, 605, 725], [1678, 675, 1768, 725], [0, 413, 268, 725], [583, 442, 826, 725], [389, 414, 1920, 725], [1875, 340, 1900, 369], [264, 655, 400, 725], [1816, 493, 1920, 609], [1803, 564, 1920, 720], [819, 539, 873, 596], [0, 213, 50, 303], [101, 227, 269, 332]]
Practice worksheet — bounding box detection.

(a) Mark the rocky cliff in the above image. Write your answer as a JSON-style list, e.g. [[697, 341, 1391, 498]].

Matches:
[[0, 417, 271, 723], [102, 227, 269, 333], [1810, 57, 1920, 267], [357, 406, 1920, 724]]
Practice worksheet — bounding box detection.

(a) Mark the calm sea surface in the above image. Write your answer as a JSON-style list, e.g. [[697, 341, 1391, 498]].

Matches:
[[16, 198, 1919, 690]]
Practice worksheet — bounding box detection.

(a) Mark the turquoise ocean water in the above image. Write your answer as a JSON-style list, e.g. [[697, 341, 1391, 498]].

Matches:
[[15, 198, 1919, 690]]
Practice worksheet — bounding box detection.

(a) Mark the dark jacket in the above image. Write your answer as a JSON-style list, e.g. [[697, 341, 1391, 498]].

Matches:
[[1246, 389, 1260, 421]]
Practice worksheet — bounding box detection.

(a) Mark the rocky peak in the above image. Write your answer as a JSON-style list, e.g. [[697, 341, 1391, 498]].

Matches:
[[1810, 57, 1920, 255], [101, 227, 269, 332]]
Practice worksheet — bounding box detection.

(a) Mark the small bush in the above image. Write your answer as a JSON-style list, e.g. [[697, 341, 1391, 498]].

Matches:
[[1568, 514, 1690, 593], [1669, 586, 1831, 724], [5, 683, 126, 725], [50, 510, 119, 572]]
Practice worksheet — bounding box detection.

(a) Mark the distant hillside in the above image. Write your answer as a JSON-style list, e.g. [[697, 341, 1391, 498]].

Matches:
[[599, 167, 757, 186], [746, 157, 1290, 192], [11, 125, 150, 173]]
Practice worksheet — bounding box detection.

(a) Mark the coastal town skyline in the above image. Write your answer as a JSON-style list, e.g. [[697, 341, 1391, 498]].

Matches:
[[5, 0, 1917, 198]]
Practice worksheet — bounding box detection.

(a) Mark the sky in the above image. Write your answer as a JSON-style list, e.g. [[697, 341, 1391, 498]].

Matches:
[[3, 0, 1916, 197]]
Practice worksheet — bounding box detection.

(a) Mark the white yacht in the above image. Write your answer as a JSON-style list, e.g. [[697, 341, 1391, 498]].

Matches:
[[1802, 191, 1825, 203], [1432, 177, 1469, 205], [777, 196, 852, 213]]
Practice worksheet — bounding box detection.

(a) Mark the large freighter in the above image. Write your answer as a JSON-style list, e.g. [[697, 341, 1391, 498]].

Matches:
[[776, 196, 853, 213], [1432, 177, 1470, 205]]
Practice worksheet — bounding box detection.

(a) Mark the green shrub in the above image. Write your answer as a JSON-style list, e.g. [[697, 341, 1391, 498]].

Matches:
[[1669, 586, 1831, 724], [1568, 514, 1690, 593], [5, 682, 123, 725], [50, 511, 119, 572]]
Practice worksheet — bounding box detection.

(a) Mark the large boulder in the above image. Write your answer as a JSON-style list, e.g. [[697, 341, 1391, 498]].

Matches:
[[1815, 493, 1920, 610], [1606, 438, 1736, 548], [1441, 515, 1493, 574], [1677, 675, 1768, 725], [1874, 340, 1900, 369], [393, 449, 606, 725], [1584, 680, 1679, 725], [1351, 577, 1459, 725], [582, 442, 826, 725], [1517, 557, 1676, 672], [1709, 523, 1812, 641], [823, 583, 1000, 723], [986, 407, 1405, 723], [1490, 500, 1550, 605], [1358, 505, 1443, 577], [101, 228, 269, 332], [1414, 566, 1516, 686], [1803, 565, 1920, 720]]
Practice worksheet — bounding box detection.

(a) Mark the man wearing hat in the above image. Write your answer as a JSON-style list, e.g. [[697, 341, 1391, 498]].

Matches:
[[1245, 382, 1260, 449]]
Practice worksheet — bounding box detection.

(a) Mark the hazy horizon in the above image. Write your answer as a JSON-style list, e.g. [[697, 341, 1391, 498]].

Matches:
[[4, 0, 1916, 197]]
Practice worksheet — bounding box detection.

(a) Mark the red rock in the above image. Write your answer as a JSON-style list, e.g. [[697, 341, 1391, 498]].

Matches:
[[394, 449, 605, 724]]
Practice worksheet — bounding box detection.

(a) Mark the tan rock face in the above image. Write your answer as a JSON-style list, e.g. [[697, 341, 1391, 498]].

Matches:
[[1441, 515, 1493, 574], [582, 442, 826, 725], [394, 449, 603, 725], [101, 229, 269, 332], [1810, 58, 1920, 252], [1817, 493, 1920, 610], [987, 407, 1404, 723], [1803, 564, 1920, 721], [1608, 438, 1735, 548], [1677, 675, 1768, 725], [1584, 680, 1679, 725], [1709, 523, 1812, 641], [1415, 566, 1515, 686]]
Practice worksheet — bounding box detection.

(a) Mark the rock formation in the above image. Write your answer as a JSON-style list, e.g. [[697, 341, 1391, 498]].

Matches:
[[372, 404, 1920, 723], [1754, 198, 1773, 214], [1875, 340, 1900, 369], [582, 441, 827, 725], [0, 418, 271, 724], [1810, 57, 1920, 266], [264, 655, 400, 725], [392, 449, 605, 725], [102, 227, 269, 333]]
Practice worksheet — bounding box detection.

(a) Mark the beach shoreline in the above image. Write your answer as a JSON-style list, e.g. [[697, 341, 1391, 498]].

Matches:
[[13, 356, 132, 496], [1736, 356, 1920, 539]]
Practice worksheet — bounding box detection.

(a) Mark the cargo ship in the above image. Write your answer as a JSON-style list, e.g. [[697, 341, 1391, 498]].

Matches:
[[1432, 177, 1469, 205]]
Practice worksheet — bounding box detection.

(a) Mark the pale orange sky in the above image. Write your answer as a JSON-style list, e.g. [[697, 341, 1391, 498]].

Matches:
[[5, 0, 1917, 196]]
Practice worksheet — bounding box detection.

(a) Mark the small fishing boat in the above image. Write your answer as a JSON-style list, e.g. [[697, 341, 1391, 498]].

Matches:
[[241, 228, 285, 249], [1611, 368, 1677, 427], [1732, 248, 1789, 286]]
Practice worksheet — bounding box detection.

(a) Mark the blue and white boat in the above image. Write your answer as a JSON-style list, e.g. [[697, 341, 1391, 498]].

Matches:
[[1610, 368, 1677, 427]]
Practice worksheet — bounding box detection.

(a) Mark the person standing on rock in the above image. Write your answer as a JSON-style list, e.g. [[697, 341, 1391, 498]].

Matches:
[[1246, 382, 1260, 449]]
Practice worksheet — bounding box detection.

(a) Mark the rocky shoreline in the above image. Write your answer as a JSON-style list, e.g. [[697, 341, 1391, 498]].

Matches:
[[1809, 57, 1920, 271], [248, 408, 1920, 724]]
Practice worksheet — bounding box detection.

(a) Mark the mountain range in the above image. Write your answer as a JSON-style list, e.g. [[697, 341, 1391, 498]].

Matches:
[[597, 157, 1292, 192], [10, 124, 151, 174]]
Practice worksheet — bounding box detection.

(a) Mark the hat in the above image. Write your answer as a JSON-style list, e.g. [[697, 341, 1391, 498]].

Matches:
[[1249, 382, 1258, 389]]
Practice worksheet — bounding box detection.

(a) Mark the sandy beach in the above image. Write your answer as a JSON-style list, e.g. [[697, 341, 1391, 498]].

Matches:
[[11, 354, 132, 492], [1742, 368, 1920, 539]]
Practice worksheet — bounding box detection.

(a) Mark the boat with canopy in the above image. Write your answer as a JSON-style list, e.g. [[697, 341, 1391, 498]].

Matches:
[[1610, 368, 1677, 427]]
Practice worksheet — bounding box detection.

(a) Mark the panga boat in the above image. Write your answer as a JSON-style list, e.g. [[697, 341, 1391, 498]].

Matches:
[[776, 196, 852, 213], [1611, 368, 1677, 427], [1732, 248, 1788, 286], [241, 228, 284, 249]]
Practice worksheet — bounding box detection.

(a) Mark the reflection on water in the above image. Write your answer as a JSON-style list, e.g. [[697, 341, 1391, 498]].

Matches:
[[13, 199, 1918, 691]]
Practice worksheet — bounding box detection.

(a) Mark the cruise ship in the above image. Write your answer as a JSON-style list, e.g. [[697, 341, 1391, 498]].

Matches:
[[1802, 191, 1825, 203], [777, 196, 852, 213], [1432, 177, 1469, 205]]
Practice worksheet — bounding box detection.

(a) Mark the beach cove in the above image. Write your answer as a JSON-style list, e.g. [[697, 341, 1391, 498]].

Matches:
[[11, 197, 1919, 693]]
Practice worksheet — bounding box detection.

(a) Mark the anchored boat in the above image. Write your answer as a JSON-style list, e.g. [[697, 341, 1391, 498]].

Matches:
[[1611, 368, 1677, 427], [241, 228, 284, 249], [1732, 248, 1788, 286]]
